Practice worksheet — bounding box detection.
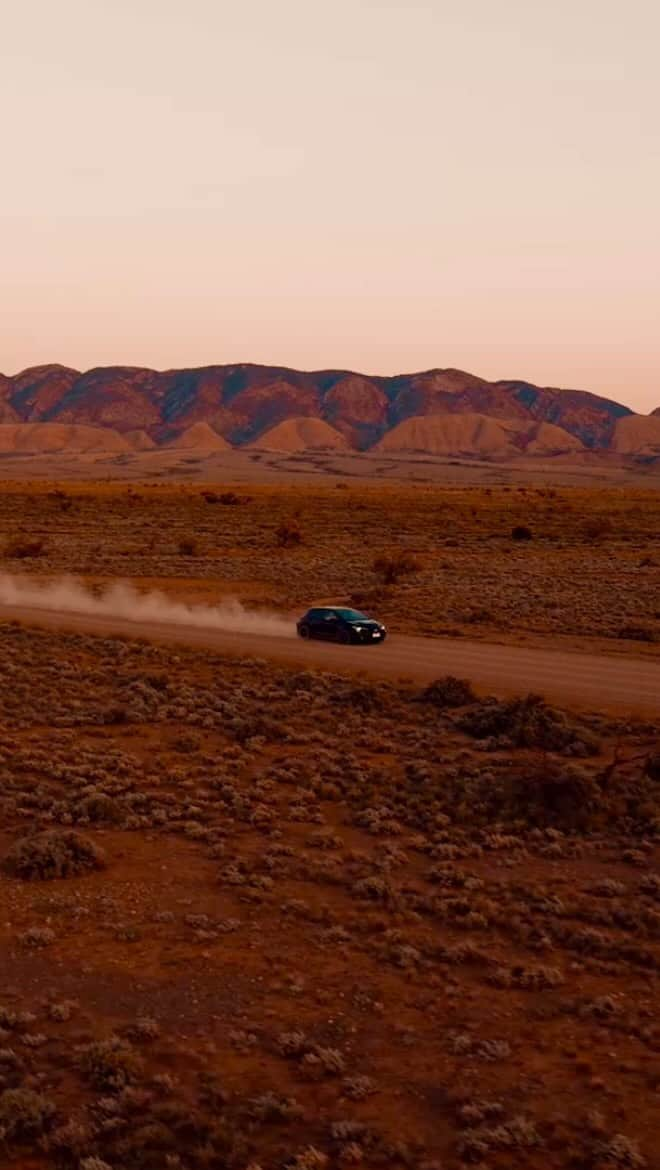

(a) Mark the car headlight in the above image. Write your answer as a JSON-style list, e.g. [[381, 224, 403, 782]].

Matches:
[[353, 625, 363, 632]]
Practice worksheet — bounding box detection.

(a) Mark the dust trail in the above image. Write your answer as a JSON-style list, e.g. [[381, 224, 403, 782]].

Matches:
[[0, 574, 295, 638]]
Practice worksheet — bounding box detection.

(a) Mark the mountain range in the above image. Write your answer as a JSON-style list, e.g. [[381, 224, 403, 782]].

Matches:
[[0, 362, 659, 458]]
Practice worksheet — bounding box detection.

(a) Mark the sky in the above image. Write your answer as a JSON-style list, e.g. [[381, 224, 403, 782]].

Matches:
[[1, 0, 658, 412]]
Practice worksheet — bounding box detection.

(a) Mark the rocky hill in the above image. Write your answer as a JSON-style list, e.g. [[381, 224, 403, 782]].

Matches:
[[0, 361, 654, 457]]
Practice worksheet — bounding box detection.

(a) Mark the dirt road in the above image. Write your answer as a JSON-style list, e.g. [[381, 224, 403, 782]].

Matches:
[[2, 602, 659, 716]]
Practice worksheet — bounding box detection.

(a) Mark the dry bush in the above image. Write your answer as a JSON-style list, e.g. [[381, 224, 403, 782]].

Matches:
[[505, 761, 600, 830], [590, 1134, 647, 1167], [372, 551, 420, 585], [219, 490, 249, 505], [2, 830, 106, 880], [511, 525, 533, 541], [0, 1088, 56, 1140], [420, 675, 476, 708], [78, 1037, 143, 1091], [459, 693, 599, 754], [202, 490, 249, 505], [3, 537, 47, 559], [78, 793, 123, 824]]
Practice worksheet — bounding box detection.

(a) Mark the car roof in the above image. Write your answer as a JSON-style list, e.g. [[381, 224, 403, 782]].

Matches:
[[305, 607, 368, 619]]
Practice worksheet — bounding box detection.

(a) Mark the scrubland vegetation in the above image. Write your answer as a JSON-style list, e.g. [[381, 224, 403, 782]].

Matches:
[[0, 481, 658, 1167], [0, 481, 659, 648], [0, 617, 658, 1168]]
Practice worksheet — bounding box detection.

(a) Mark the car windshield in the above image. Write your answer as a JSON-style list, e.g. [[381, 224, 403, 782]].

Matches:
[[333, 608, 368, 621]]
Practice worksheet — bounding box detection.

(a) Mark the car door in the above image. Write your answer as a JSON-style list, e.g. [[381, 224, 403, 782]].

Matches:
[[318, 611, 339, 640], [309, 609, 332, 639]]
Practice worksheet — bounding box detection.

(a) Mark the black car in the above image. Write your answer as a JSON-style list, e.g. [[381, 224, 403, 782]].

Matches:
[[297, 607, 386, 645]]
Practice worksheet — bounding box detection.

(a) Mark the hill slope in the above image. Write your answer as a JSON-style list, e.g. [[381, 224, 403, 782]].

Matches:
[[611, 414, 660, 455], [249, 416, 350, 451], [166, 421, 230, 451], [0, 423, 131, 454], [375, 414, 584, 457], [376, 413, 516, 456]]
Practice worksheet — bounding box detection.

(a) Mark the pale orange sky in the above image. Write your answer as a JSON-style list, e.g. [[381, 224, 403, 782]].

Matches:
[[2, 0, 658, 412]]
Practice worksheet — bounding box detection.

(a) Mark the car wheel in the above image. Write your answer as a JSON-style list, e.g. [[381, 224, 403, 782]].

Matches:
[[337, 627, 352, 644], [299, 625, 311, 639]]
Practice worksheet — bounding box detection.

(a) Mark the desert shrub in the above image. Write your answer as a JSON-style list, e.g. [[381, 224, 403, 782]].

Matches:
[[202, 490, 248, 505], [372, 551, 420, 585], [2, 830, 106, 881], [220, 491, 248, 505], [301, 1046, 346, 1079], [511, 525, 533, 541], [3, 537, 47, 559], [420, 675, 476, 708], [506, 761, 600, 830], [434, 756, 608, 833], [177, 537, 199, 556], [0, 1088, 56, 1139], [275, 522, 302, 547], [343, 1075, 376, 1100], [249, 1091, 303, 1122], [19, 926, 56, 948], [78, 1037, 143, 1091], [78, 793, 123, 824], [591, 1134, 646, 1167], [460, 1113, 542, 1158], [459, 693, 599, 754], [289, 1149, 328, 1170]]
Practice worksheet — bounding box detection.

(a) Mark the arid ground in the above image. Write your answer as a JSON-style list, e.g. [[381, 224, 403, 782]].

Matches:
[[0, 479, 658, 1169], [1, 479, 659, 652]]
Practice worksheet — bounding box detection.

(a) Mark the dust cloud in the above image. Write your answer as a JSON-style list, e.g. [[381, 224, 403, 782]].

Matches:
[[0, 574, 295, 638]]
